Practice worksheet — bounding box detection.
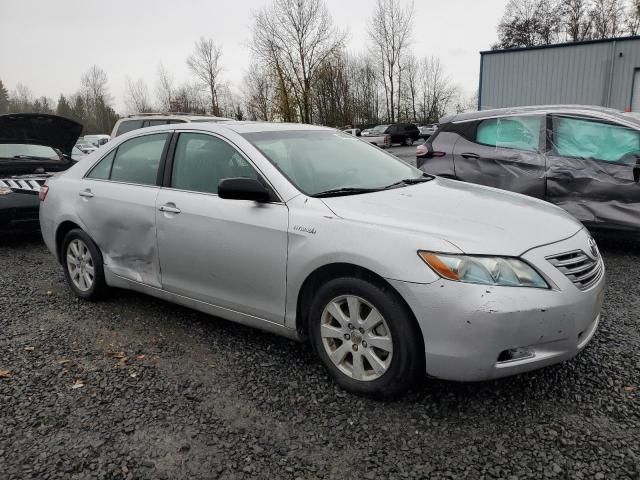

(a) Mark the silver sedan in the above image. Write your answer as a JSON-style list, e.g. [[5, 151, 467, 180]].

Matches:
[[39, 122, 605, 397]]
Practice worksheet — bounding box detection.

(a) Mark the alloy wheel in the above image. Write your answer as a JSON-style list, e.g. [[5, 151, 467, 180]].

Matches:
[[66, 239, 95, 292], [320, 295, 393, 381]]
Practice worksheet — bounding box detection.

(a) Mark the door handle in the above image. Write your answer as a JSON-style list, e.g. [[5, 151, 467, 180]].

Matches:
[[79, 189, 94, 198], [634, 165, 640, 183], [159, 204, 181, 214], [461, 152, 480, 159]]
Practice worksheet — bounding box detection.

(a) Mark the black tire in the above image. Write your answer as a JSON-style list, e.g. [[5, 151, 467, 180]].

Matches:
[[309, 277, 424, 398], [61, 229, 108, 301], [404, 137, 414, 146]]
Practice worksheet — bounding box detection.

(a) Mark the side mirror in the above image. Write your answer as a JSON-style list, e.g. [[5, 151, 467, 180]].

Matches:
[[218, 177, 270, 202]]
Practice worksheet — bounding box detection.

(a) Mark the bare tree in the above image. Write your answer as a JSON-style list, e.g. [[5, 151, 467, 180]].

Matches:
[[368, 0, 414, 123], [627, 0, 640, 34], [563, 0, 594, 41], [243, 67, 276, 121], [124, 77, 153, 113], [155, 63, 175, 111], [419, 56, 457, 123], [81, 65, 109, 106], [403, 54, 419, 122], [8, 83, 34, 113], [252, 0, 346, 124], [590, 0, 626, 38], [187, 37, 223, 115]]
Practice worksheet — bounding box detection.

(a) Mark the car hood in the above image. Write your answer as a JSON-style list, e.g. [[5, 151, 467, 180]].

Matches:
[[320, 178, 583, 256], [0, 113, 83, 157]]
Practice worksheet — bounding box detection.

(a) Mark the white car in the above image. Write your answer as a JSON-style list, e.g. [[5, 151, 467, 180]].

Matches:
[[39, 122, 605, 397]]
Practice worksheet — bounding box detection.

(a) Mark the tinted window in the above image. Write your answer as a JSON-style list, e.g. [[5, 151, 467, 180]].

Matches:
[[553, 116, 640, 163], [110, 133, 168, 185], [146, 120, 169, 127], [171, 133, 257, 194], [116, 120, 143, 136], [87, 150, 115, 180], [167, 119, 188, 124], [476, 116, 541, 152]]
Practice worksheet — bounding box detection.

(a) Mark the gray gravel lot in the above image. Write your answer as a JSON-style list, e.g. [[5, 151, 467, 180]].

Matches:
[[1, 205, 639, 478]]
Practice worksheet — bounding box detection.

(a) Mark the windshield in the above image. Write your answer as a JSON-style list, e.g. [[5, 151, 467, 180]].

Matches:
[[372, 124, 390, 133], [241, 130, 423, 195], [0, 144, 59, 160]]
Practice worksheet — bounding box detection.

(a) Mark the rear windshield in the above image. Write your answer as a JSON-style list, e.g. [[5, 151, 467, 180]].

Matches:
[[0, 144, 59, 160], [372, 125, 390, 133]]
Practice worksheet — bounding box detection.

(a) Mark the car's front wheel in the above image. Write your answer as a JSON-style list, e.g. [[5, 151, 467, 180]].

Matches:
[[404, 137, 414, 146], [309, 277, 424, 398], [62, 229, 107, 301]]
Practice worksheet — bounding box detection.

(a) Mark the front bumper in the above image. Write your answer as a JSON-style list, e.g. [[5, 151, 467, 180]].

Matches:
[[389, 228, 605, 382], [0, 192, 40, 231]]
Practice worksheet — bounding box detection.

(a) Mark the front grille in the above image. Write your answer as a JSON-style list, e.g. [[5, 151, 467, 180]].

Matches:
[[0, 178, 44, 193], [546, 250, 602, 290]]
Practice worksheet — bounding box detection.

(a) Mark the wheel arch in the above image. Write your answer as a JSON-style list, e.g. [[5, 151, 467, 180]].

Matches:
[[54, 220, 83, 263], [295, 263, 425, 351]]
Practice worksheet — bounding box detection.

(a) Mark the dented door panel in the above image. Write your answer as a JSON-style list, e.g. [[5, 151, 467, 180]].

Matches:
[[75, 180, 162, 287]]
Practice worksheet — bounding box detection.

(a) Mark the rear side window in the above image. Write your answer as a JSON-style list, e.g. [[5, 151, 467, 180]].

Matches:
[[171, 133, 257, 194], [87, 150, 115, 180], [476, 116, 541, 152], [115, 120, 143, 136], [109, 133, 168, 185], [553, 116, 640, 163]]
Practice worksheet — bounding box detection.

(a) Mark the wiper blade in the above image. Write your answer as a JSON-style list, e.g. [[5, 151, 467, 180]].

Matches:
[[383, 176, 434, 189], [312, 187, 381, 198], [10, 155, 54, 160]]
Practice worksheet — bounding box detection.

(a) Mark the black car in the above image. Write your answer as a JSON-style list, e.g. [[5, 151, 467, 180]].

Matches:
[[416, 105, 640, 233], [0, 113, 82, 231], [363, 123, 420, 146]]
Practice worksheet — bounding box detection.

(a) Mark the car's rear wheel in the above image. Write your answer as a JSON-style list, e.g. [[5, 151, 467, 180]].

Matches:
[[404, 137, 414, 146], [309, 277, 423, 398], [62, 229, 107, 301]]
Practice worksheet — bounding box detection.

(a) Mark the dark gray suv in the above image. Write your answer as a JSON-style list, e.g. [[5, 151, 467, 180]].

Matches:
[[417, 105, 640, 234]]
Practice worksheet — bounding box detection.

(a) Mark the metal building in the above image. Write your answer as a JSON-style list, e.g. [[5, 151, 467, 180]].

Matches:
[[478, 36, 640, 112]]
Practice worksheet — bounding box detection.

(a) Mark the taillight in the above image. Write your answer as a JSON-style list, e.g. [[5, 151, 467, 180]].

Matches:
[[384, 134, 390, 146], [39, 185, 49, 202]]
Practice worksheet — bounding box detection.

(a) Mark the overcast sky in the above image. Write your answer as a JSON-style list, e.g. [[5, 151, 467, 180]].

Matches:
[[0, 0, 508, 113]]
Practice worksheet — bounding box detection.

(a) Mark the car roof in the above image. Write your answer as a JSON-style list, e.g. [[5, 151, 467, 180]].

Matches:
[[120, 114, 232, 121], [171, 121, 334, 134], [441, 105, 634, 124]]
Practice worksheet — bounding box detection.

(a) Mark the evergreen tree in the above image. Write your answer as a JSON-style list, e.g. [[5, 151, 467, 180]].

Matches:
[[0, 79, 8, 114], [56, 94, 73, 118]]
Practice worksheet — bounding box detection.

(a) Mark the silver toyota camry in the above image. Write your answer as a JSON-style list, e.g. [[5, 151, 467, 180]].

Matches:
[[39, 122, 605, 397]]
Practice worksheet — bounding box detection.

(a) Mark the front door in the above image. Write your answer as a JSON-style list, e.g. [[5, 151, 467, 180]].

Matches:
[[546, 114, 640, 231], [77, 132, 170, 287], [452, 115, 546, 198], [155, 132, 289, 324]]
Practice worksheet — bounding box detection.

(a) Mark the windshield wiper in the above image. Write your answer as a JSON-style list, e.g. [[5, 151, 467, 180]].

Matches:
[[383, 175, 434, 190], [9, 155, 55, 161], [312, 187, 382, 198]]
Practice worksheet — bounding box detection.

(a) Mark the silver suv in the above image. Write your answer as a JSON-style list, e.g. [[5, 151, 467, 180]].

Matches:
[[111, 113, 232, 138]]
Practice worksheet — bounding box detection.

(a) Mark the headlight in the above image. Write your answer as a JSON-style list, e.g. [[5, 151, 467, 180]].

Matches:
[[418, 251, 548, 288], [0, 187, 13, 196]]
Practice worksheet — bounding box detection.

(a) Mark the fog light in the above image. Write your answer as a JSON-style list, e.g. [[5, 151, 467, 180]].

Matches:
[[497, 347, 534, 363]]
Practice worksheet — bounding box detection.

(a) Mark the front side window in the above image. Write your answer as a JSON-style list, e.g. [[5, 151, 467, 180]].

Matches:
[[109, 133, 168, 185], [553, 116, 640, 163], [242, 130, 423, 196], [171, 133, 257, 194], [476, 116, 541, 152]]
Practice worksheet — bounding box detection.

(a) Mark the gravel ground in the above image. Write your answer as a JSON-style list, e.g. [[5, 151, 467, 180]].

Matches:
[[1, 231, 639, 480]]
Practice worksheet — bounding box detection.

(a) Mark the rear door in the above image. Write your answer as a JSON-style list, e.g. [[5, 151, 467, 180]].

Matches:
[[77, 132, 170, 287], [452, 115, 546, 198], [546, 114, 640, 231]]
